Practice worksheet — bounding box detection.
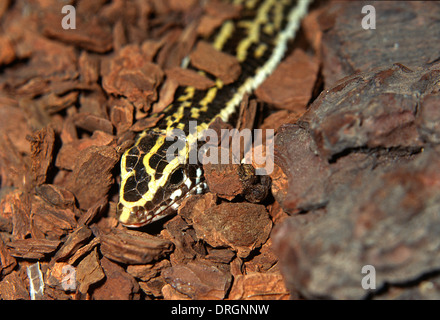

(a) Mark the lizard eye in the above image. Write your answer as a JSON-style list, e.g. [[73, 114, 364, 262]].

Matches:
[[169, 168, 184, 185]]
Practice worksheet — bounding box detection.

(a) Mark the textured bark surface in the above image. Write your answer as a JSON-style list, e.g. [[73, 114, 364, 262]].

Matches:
[[271, 0, 440, 299]]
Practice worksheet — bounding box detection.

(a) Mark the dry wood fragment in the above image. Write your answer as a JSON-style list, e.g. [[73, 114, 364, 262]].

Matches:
[[66, 145, 119, 209], [164, 216, 205, 262], [77, 197, 108, 226], [0, 237, 16, 278], [228, 273, 290, 300], [162, 283, 191, 300], [0, 271, 29, 300], [192, 202, 272, 258], [244, 239, 279, 273], [6, 238, 61, 260], [128, 114, 164, 133], [98, 228, 174, 265], [0, 35, 15, 65], [56, 131, 115, 171], [256, 49, 318, 112], [54, 225, 92, 262], [11, 191, 32, 240], [34, 184, 76, 210], [76, 248, 105, 294], [126, 259, 171, 282], [29, 126, 55, 185], [30, 195, 77, 240], [92, 257, 140, 300], [110, 98, 134, 135], [0, 105, 32, 154], [178, 193, 217, 224], [67, 237, 100, 266], [40, 91, 79, 114], [102, 45, 164, 110], [197, 1, 242, 37], [205, 248, 236, 264], [162, 260, 232, 300], [139, 276, 168, 298], [151, 79, 179, 115], [189, 41, 241, 85], [165, 67, 215, 90], [78, 51, 100, 84], [43, 12, 113, 53], [73, 113, 114, 135], [0, 134, 29, 190]]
